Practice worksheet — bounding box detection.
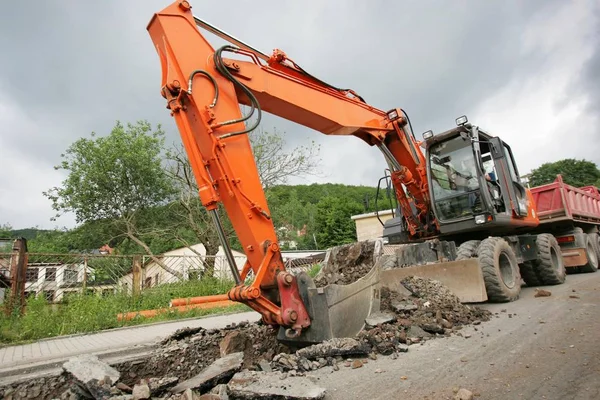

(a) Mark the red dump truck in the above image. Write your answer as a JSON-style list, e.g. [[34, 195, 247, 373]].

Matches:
[[530, 175, 600, 273]]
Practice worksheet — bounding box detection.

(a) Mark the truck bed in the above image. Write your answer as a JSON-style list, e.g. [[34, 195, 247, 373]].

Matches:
[[530, 175, 600, 225]]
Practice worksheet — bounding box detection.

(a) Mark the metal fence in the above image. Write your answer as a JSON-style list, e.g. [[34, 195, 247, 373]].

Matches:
[[0, 249, 324, 307]]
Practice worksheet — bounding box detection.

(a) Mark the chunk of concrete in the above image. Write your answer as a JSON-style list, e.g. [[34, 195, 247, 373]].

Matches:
[[365, 312, 396, 326], [148, 376, 178, 394], [132, 382, 150, 400], [227, 370, 326, 400], [170, 352, 244, 394], [407, 325, 432, 338], [219, 331, 249, 356], [210, 384, 229, 400], [63, 353, 120, 399], [391, 301, 418, 312], [296, 337, 369, 360]]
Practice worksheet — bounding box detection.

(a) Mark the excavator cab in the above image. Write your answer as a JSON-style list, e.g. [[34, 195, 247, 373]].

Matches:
[[424, 116, 537, 240]]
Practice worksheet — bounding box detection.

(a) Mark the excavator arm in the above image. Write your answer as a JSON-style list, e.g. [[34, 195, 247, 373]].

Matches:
[[147, 1, 436, 339]]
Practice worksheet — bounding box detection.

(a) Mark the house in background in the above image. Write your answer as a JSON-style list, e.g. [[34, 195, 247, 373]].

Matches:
[[118, 243, 247, 294], [117, 243, 327, 295], [351, 209, 395, 241], [22, 262, 94, 302]]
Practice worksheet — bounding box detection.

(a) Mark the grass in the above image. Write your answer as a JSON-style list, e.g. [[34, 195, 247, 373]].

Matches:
[[307, 263, 322, 278], [0, 277, 250, 345], [0, 266, 323, 346]]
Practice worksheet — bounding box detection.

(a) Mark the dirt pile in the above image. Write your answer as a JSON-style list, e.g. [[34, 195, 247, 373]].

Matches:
[[314, 241, 378, 286], [117, 320, 289, 386], [356, 276, 491, 351]]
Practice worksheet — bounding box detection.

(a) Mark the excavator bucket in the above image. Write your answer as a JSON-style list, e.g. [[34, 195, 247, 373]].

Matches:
[[277, 239, 488, 347], [380, 259, 488, 303], [277, 241, 382, 347]]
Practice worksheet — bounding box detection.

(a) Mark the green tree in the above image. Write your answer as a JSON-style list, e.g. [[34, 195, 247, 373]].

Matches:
[[26, 230, 71, 253], [43, 120, 181, 276], [165, 127, 323, 270], [249, 127, 322, 189], [0, 223, 12, 238], [314, 196, 363, 248], [529, 159, 600, 188]]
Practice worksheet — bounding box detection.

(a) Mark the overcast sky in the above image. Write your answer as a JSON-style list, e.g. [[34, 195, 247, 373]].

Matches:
[[1, 0, 598, 230]]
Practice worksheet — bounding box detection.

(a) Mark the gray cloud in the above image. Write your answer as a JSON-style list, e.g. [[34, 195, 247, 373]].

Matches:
[[0, 0, 598, 229]]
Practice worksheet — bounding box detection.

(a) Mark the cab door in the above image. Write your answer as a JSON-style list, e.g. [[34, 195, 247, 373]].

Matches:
[[488, 138, 529, 217]]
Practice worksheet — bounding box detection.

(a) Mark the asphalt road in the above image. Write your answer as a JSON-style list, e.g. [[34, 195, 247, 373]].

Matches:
[[317, 272, 600, 400]]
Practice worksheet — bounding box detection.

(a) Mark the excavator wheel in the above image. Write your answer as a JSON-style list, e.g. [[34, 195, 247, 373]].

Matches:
[[519, 261, 542, 287], [456, 240, 481, 260], [477, 237, 521, 302], [580, 234, 599, 273], [530, 234, 566, 285]]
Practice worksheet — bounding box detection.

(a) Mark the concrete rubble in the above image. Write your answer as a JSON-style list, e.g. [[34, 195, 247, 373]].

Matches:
[[170, 352, 244, 394], [314, 240, 379, 286], [0, 241, 492, 400], [295, 338, 369, 359], [227, 370, 326, 400], [62, 353, 121, 399]]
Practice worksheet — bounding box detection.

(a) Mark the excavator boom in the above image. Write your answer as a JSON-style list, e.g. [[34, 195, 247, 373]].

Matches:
[[147, 1, 436, 342]]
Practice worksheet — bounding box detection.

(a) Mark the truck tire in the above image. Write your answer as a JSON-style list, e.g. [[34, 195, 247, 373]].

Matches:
[[519, 262, 542, 287], [456, 240, 481, 260], [477, 237, 521, 302], [590, 233, 600, 261], [580, 234, 599, 273], [531, 234, 566, 285]]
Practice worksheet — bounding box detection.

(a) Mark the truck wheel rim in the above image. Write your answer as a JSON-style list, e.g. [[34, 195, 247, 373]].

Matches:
[[499, 252, 515, 288]]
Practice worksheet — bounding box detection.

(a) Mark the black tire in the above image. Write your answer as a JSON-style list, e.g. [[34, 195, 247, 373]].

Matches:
[[456, 240, 481, 260], [531, 234, 566, 285], [580, 234, 599, 273], [590, 232, 600, 261], [477, 237, 521, 302], [519, 261, 542, 287]]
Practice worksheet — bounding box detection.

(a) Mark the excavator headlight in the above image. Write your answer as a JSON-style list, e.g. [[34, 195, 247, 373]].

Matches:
[[422, 130, 434, 140], [387, 109, 399, 121], [456, 115, 468, 126], [474, 214, 486, 224]]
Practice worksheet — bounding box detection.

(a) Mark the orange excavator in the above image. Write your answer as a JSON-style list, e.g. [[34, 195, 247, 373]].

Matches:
[[146, 1, 595, 345]]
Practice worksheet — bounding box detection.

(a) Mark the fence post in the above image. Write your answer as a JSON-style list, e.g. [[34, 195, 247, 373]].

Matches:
[[132, 255, 142, 297], [82, 256, 88, 294], [6, 238, 28, 316]]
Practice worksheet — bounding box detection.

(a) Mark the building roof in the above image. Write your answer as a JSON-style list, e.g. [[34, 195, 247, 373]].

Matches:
[[350, 209, 394, 220]]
